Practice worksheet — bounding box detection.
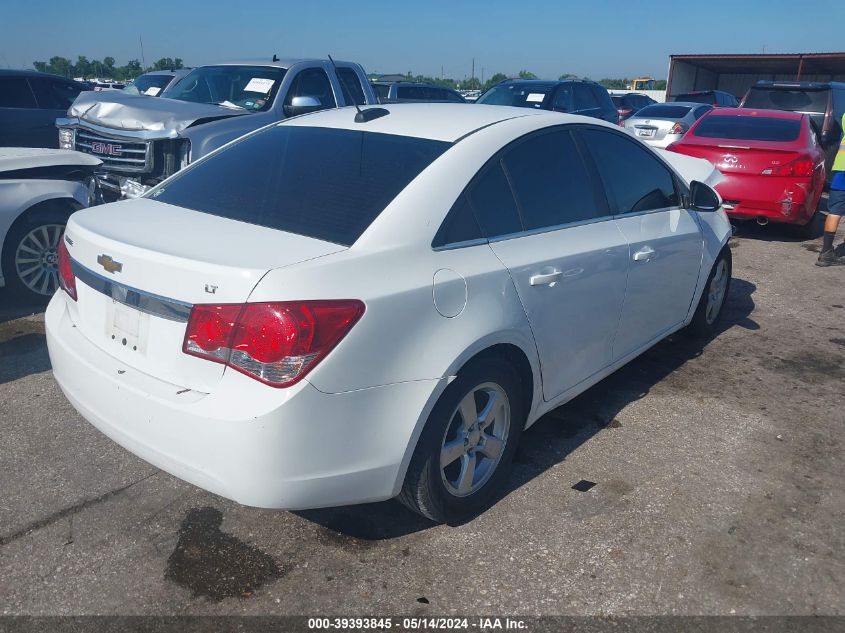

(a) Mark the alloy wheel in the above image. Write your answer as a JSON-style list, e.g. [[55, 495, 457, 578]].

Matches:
[[440, 382, 510, 498], [14, 224, 64, 297]]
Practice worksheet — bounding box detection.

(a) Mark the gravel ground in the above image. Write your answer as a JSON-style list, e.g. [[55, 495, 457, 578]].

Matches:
[[0, 219, 843, 617]]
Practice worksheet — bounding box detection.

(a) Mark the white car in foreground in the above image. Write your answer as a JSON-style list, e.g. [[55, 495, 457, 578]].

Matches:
[[1, 149, 100, 301], [46, 104, 731, 523]]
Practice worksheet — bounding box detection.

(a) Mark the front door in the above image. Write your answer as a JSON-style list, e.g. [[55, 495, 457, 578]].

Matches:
[[576, 126, 703, 359]]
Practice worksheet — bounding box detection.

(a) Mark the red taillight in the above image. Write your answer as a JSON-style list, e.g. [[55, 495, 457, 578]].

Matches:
[[183, 300, 365, 387], [766, 156, 815, 177], [669, 122, 688, 135], [57, 237, 77, 301], [665, 142, 680, 152]]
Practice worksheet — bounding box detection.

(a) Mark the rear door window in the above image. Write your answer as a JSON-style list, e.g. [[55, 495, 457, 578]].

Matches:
[[502, 130, 604, 230], [372, 84, 390, 101], [0, 76, 37, 108], [150, 126, 450, 246], [578, 127, 679, 214], [28, 77, 82, 109], [336, 67, 366, 105]]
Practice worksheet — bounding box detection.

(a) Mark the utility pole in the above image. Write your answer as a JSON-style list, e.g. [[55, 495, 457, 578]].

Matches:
[[481, 67, 485, 86], [139, 35, 146, 68], [441, 65, 444, 79], [471, 58, 475, 86]]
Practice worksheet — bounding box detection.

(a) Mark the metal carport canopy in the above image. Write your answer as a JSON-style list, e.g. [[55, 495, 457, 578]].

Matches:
[[666, 52, 845, 98]]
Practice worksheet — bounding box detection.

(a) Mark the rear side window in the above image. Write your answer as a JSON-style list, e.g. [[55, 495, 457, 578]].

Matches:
[[573, 84, 599, 110], [502, 130, 602, 230], [150, 126, 450, 246], [579, 128, 679, 214], [397, 86, 426, 100], [743, 88, 828, 114], [694, 115, 801, 141], [0, 76, 37, 108], [636, 104, 691, 119], [553, 85, 574, 112], [336, 68, 366, 105], [467, 162, 523, 238], [432, 195, 483, 247], [29, 77, 82, 109]]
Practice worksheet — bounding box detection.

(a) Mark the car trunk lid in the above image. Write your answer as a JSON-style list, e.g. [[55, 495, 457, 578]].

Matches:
[[63, 198, 347, 392], [669, 140, 804, 177]]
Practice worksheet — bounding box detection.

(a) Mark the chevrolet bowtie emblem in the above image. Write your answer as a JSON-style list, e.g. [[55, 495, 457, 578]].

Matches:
[[97, 254, 123, 274]]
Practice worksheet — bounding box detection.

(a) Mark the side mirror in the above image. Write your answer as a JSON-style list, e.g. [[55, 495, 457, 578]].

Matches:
[[284, 95, 322, 117], [689, 180, 720, 212]]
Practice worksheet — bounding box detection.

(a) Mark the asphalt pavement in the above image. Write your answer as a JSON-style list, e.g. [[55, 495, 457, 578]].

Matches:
[[0, 220, 843, 616]]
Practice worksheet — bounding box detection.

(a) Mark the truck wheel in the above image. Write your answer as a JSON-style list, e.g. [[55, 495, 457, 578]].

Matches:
[[1, 202, 73, 303], [398, 356, 525, 524]]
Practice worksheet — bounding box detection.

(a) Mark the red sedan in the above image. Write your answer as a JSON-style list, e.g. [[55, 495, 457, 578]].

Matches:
[[666, 108, 825, 231]]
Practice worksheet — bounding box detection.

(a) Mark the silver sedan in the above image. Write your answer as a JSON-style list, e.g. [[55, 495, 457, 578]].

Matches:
[[624, 102, 712, 148]]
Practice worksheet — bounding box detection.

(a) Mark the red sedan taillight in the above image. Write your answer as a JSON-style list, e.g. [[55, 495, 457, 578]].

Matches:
[[183, 300, 365, 387], [766, 156, 815, 178], [57, 237, 77, 301]]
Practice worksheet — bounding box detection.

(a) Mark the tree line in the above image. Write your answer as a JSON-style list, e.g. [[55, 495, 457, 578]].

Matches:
[[31, 56, 667, 92], [385, 70, 666, 92], [32, 56, 184, 81]]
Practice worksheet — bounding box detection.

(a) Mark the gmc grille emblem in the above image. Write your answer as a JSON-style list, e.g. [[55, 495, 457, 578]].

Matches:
[[90, 141, 123, 157]]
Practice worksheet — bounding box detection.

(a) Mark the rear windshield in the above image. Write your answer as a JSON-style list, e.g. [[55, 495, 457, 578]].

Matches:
[[148, 125, 451, 246], [635, 104, 691, 119], [693, 115, 801, 142], [743, 87, 829, 114], [476, 84, 554, 108], [674, 93, 716, 105]]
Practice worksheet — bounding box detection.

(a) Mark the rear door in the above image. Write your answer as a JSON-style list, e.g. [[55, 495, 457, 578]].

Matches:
[[28, 76, 84, 148], [0, 75, 47, 147], [577, 126, 703, 359], [479, 128, 629, 401]]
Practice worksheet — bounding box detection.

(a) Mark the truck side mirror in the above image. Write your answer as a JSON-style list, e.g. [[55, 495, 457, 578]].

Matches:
[[689, 180, 720, 212], [284, 96, 322, 118]]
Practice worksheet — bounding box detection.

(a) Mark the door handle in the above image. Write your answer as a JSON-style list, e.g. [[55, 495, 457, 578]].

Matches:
[[633, 246, 656, 262], [529, 270, 563, 286]]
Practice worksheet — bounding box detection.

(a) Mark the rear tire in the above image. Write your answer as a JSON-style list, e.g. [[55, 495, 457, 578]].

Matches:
[[685, 247, 732, 339], [789, 210, 821, 240], [398, 356, 526, 524], [1, 202, 74, 303]]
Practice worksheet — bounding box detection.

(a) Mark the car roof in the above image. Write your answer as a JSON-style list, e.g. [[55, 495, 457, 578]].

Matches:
[[373, 81, 455, 89], [0, 69, 79, 81], [142, 69, 191, 76], [207, 58, 356, 70], [645, 102, 703, 108], [706, 107, 804, 120], [752, 80, 845, 90], [280, 102, 574, 142], [497, 79, 597, 88]]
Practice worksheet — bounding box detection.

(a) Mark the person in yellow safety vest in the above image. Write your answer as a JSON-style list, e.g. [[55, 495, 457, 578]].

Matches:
[[817, 113, 845, 266]]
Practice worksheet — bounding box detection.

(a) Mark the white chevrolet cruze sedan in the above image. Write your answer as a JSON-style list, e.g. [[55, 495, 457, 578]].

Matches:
[[46, 104, 732, 523]]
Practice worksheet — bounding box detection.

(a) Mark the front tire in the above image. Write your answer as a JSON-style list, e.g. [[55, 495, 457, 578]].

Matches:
[[685, 247, 732, 338], [398, 357, 526, 523], [2, 203, 73, 303]]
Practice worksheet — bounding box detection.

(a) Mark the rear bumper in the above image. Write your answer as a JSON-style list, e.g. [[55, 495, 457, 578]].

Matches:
[[45, 293, 444, 510], [715, 175, 819, 225], [642, 133, 682, 149]]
